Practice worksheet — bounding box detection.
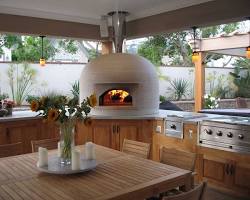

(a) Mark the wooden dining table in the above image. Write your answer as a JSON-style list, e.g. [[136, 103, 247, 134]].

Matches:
[[0, 145, 192, 200]]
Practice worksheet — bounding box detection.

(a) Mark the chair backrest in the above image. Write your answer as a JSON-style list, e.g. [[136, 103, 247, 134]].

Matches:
[[160, 146, 197, 171], [0, 142, 23, 158], [122, 139, 151, 159], [31, 138, 59, 153], [163, 182, 207, 200], [236, 97, 248, 108]]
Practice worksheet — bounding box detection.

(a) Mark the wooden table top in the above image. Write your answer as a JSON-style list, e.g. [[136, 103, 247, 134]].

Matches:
[[0, 145, 192, 200]]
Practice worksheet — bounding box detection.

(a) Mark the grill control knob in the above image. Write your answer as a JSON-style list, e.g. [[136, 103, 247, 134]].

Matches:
[[170, 124, 176, 130], [227, 132, 233, 138], [216, 131, 223, 136], [238, 134, 244, 140], [205, 129, 212, 135]]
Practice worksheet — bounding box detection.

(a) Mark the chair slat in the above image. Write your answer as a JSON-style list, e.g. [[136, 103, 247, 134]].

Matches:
[[122, 139, 150, 159], [31, 138, 59, 153], [160, 147, 197, 171]]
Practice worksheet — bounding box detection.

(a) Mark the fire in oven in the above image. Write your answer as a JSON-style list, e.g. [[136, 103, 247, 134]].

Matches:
[[99, 89, 132, 106]]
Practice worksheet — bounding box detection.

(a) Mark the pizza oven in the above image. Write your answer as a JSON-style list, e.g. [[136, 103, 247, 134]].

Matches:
[[79, 53, 159, 116]]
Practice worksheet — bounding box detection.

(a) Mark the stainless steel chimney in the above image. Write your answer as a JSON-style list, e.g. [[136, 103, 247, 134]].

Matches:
[[108, 11, 129, 53]]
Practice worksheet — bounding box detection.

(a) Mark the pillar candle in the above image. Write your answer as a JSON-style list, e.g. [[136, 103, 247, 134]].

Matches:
[[85, 142, 96, 160], [57, 142, 61, 157], [71, 149, 81, 170], [37, 147, 48, 167]]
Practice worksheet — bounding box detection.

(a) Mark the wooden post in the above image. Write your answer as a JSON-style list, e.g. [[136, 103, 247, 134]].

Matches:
[[101, 41, 113, 55], [194, 52, 205, 112]]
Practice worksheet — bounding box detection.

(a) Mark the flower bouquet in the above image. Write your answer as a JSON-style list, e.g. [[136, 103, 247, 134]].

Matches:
[[30, 94, 97, 165], [204, 94, 219, 109]]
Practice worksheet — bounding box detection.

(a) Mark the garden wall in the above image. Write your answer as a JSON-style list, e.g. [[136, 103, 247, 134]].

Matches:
[[0, 62, 84, 100], [173, 98, 250, 111], [159, 66, 234, 99]]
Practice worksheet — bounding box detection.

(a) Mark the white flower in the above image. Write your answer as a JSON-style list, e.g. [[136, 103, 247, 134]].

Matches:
[[210, 97, 215, 101], [204, 94, 209, 98]]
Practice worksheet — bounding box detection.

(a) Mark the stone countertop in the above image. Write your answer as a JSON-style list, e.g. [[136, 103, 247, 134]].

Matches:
[[0, 109, 248, 126], [0, 111, 40, 122], [0, 109, 212, 123]]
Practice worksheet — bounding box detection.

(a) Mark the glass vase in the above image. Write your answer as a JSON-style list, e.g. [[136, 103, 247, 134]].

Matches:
[[59, 121, 75, 165]]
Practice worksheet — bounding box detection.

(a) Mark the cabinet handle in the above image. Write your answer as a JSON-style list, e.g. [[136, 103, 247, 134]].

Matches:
[[117, 126, 120, 133], [230, 164, 234, 175], [225, 164, 229, 175]]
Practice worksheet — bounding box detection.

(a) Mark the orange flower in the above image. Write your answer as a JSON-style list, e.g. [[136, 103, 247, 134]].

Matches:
[[30, 100, 39, 111], [88, 94, 97, 107], [47, 109, 59, 122]]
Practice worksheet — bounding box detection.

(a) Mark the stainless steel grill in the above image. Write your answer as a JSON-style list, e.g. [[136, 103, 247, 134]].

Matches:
[[199, 117, 250, 153]]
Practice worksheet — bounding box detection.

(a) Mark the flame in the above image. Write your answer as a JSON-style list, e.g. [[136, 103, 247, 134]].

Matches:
[[108, 90, 129, 102]]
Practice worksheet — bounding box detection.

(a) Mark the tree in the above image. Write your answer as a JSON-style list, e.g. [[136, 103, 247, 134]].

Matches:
[[137, 23, 239, 67]]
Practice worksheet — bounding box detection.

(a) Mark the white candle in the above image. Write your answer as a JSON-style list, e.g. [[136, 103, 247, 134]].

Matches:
[[57, 142, 61, 157], [37, 147, 48, 167], [85, 142, 96, 160], [71, 149, 81, 170]]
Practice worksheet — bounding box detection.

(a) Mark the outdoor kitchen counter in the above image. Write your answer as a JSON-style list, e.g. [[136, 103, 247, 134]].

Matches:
[[0, 109, 220, 124]]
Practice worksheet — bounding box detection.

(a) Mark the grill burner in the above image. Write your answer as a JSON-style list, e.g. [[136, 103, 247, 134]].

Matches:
[[199, 116, 250, 153]]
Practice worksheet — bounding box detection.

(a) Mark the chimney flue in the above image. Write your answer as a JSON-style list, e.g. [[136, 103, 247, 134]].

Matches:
[[108, 11, 129, 53]]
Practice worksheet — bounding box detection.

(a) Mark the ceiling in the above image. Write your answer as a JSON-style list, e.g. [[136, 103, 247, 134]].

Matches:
[[0, 0, 213, 24]]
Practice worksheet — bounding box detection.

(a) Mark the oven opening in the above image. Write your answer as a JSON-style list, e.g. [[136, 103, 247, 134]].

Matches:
[[99, 89, 132, 106]]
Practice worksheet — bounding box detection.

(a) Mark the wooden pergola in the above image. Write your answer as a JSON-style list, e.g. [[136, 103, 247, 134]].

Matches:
[[192, 32, 249, 112]]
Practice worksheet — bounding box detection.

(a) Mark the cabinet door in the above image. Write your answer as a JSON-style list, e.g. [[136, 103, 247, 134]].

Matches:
[[92, 120, 113, 148], [234, 163, 250, 190], [203, 156, 230, 185], [117, 120, 140, 151]]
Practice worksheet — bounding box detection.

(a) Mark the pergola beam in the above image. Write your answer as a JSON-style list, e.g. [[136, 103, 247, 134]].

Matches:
[[199, 34, 249, 52]]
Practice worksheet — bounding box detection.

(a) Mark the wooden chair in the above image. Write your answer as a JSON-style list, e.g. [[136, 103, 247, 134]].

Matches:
[[0, 142, 23, 158], [31, 138, 59, 153], [122, 139, 151, 159], [160, 147, 197, 172], [163, 182, 207, 200], [159, 146, 197, 197]]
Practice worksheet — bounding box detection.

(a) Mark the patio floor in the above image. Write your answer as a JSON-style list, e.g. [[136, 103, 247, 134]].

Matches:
[[205, 187, 249, 200]]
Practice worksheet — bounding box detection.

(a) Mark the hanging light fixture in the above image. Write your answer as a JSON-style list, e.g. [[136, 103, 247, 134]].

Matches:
[[39, 36, 46, 66], [191, 26, 199, 63], [246, 17, 250, 59]]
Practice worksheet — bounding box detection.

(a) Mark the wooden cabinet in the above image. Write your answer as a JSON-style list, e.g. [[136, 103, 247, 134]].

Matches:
[[0, 119, 59, 155], [76, 119, 151, 151], [198, 146, 250, 197]]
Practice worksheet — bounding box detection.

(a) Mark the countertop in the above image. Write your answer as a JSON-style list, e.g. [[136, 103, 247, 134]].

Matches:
[[0, 109, 249, 126]]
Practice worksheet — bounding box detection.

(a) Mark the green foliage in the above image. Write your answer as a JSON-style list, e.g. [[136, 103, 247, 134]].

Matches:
[[137, 23, 239, 67], [26, 95, 40, 104], [58, 39, 78, 54], [159, 95, 167, 103], [0, 93, 9, 101], [7, 63, 37, 106], [88, 49, 101, 61], [230, 58, 250, 97], [70, 81, 80, 99], [138, 35, 167, 66], [1, 34, 80, 62], [168, 78, 189, 100]]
